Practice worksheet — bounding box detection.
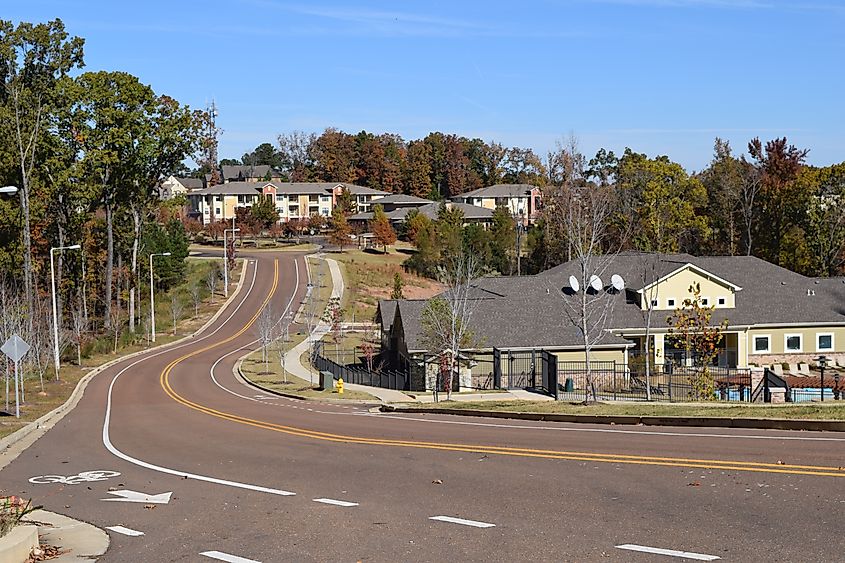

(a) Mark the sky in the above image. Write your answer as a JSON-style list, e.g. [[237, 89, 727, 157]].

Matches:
[[8, 0, 845, 171]]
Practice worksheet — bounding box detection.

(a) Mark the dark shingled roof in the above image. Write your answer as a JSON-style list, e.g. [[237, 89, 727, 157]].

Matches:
[[455, 183, 537, 199], [221, 165, 282, 181], [392, 252, 845, 353], [176, 177, 204, 189], [191, 181, 265, 196]]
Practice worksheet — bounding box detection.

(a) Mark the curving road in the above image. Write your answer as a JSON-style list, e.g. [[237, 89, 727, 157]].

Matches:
[[1, 250, 843, 562]]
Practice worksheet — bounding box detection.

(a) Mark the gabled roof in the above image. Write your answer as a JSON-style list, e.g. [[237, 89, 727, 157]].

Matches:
[[455, 184, 538, 199], [375, 194, 434, 205], [274, 182, 388, 196], [175, 177, 204, 189], [221, 165, 282, 181], [190, 181, 266, 196], [639, 262, 743, 293]]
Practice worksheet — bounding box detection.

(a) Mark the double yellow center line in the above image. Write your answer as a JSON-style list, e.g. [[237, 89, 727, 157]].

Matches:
[[158, 258, 845, 479]]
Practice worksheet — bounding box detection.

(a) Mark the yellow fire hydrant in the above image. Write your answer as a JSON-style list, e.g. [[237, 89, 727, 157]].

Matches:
[[336, 377, 344, 395]]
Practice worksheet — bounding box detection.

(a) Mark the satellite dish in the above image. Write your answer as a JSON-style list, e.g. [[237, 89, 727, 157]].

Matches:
[[568, 275, 580, 292], [589, 275, 603, 292], [611, 274, 625, 292]]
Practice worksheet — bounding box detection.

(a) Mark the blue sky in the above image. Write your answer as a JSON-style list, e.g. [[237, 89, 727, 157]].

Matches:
[[11, 0, 845, 171]]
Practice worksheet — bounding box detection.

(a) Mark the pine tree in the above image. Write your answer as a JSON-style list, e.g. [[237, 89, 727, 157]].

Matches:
[[328, 207, 351, 252], [391, 272, 405, 299]]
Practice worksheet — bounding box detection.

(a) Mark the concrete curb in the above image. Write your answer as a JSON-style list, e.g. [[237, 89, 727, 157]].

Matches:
[[381, 405, 845, 432], [0, 259, 249, 471], [27, 509, 109, 562]]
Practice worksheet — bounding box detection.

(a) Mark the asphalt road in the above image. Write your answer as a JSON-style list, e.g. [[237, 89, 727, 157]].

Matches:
[[1, 250, 843, 562]]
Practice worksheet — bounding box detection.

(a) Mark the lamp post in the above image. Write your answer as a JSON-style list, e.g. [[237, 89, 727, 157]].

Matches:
[[0, 186, 19, 194], [149, 252, 172, 342], [223, 227, 240, 297], [50, 244, 81, 379], [815, 355, 828, 402]]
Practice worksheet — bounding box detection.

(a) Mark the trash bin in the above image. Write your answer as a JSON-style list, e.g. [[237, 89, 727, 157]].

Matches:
[[319, 371, 335, 391], [564, 378, 574, 392]]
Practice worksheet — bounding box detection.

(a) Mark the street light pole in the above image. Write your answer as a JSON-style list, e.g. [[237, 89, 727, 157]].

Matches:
[[223, 227, 240, 298], [149, 252, 172, 343], [51, 244, 81, 380]]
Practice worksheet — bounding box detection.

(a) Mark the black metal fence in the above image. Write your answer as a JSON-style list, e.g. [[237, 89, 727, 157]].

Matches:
[[556, 362, 753, 403], [313, 343, 411, 391]]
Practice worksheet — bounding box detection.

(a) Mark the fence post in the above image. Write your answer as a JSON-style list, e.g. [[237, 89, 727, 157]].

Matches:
[[493, 348, 501, 389], [668, 372, 673, 402], [613, 362, 617, 401]]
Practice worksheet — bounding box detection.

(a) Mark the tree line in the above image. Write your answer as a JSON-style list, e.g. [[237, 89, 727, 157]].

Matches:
[[0, 19, 204, 383]]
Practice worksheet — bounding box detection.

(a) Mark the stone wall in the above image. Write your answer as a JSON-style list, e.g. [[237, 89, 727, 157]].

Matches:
[[749, 353, 845, 368]]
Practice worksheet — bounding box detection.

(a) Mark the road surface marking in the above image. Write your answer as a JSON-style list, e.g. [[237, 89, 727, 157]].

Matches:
[[106, 526, 144, 537], [616, 544, 720, 561], [102, 260, 294, 497], [375, 413, 845, 442], [429, 516, 495, 528], [313, 498, 358, 507], [29, 470, 120, 485], [201, 551, 261, 563], [102, 490, 172, 504], [156, 258, 845, 479]]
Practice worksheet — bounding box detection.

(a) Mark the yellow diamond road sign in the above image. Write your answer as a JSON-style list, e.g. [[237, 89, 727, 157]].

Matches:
[[1, 334, 30, 363]]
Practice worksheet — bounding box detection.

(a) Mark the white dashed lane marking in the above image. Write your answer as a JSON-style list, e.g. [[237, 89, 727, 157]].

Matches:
[[200, 550, 261, 563], [616, 544, 720, 561], [106, 525, 144, 537], [313, 498, 359, 507], [429, 516, 495, 528]]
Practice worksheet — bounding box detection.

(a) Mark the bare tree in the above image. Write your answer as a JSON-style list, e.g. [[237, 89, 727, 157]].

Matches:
[[70, 301, 87, 367], [170, 296, 185, 336], [255, 304, 275, 374], [420, 253, 481, 401], [205, 268, 218, 304], [554, 183, 626, 402], [189, 284, 202, 317], [739, 161, 762, 256], [638, 253, 662, 401]]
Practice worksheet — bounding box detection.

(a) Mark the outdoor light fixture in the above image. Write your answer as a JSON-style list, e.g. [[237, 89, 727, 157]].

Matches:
[[0, 186, 19, 194], [815, 355, 828, 402]]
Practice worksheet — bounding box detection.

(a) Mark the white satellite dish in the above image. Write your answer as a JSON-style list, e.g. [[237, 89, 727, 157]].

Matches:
[[589, 275, 603, 292], [611, 274, 625, 292], [568, 275, 580, 292]]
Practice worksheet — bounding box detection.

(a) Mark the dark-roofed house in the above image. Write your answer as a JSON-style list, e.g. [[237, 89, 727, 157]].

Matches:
[[349, 200, 494, 228], [159, 175, 205, 199], [221, 165, 284, 183], [452, 183, 541, 223], [378, 252, 845, 392]]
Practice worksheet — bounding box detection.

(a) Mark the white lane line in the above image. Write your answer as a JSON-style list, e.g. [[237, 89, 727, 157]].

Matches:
[[616, 544, 720, 561], [102, 262, 295, 498], [376, 413, 845, 442], [313, 498, 359, 507], [200, 551, 261, 563], [106, 525, 144, 537], [429, 516, 495, 528]]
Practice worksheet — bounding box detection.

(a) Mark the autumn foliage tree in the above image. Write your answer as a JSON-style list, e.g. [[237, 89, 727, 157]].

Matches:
[[666, 283, 729, 401], [370, 204, 396, 253]]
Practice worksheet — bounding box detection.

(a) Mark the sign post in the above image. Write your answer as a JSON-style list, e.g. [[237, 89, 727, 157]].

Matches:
[[1, 334, 31, 418]]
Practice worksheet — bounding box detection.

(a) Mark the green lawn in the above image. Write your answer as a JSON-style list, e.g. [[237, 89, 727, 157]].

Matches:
[[410, 400, 845, 420], [239, 347, 376, 401], [328, 245, 444, 322]]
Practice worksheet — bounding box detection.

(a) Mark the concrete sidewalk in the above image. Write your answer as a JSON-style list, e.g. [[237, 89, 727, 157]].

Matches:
[[283, 255, 413, 403], [26, 509, 109, 561]]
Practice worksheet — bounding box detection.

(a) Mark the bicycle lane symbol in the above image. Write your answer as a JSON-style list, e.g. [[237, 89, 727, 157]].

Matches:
[[29, 470, 121, 485]]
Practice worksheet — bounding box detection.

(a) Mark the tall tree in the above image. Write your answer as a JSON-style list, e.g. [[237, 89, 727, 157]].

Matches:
[[328, 207, 351, 252], [489, 204, 516, 274], [0, 18, 84, 319], [277, 130, 315, 181], [310, 127, 356, 182], [403, 140, 433, 198], [370, 204, 396, 253], [242, 142, 282, 168], [747, 137, 809, 265], [802, 163, 845, 276], [699, 138, 744, 255]]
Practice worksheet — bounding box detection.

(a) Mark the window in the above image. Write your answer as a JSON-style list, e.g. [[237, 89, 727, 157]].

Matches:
[[817, 333, 834, 351], [276, 195, 284, 202], [785, 334, 802, 353], [700, 297, 709, 306], [753, 335, 770, 353], [718, 297, 726, 306], [215, 207, 221, 215], [667, 298, 676, 307]]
